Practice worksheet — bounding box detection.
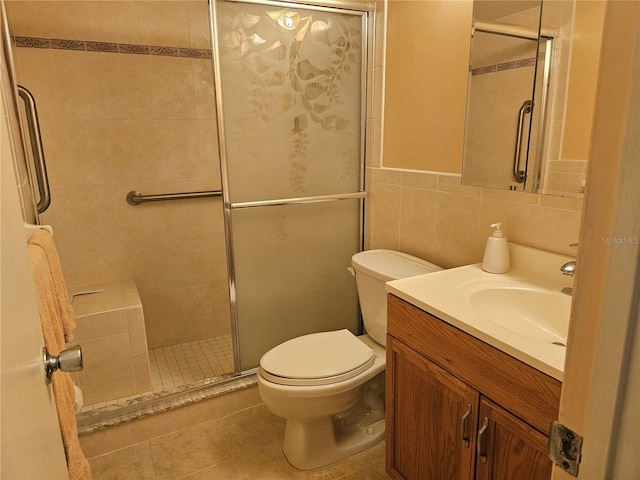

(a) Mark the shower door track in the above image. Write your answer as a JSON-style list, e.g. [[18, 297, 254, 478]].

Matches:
[[226, 0, 374, 14], [227, 191, 367, 210]]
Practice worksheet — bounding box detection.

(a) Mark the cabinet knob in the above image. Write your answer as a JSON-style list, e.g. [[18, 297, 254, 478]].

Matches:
[[43, 345, 83, 384]]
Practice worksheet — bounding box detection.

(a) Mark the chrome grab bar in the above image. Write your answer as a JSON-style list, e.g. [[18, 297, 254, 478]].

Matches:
[[513, 99, 532, 184], [17, 85, 51, 213], [228, 191, 367, 209], [126, 190, 222, 206]]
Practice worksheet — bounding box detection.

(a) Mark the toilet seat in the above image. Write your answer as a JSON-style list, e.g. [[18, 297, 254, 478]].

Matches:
[[260, 329, 375, 386]]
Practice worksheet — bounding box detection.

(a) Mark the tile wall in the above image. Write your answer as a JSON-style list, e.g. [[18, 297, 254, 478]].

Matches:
[[7, 1, 231, 349], [365, 168, 582, 269]]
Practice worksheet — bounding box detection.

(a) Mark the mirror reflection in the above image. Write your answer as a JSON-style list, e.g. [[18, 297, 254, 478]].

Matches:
[[462, 0, 548, 192], [462, 0, 606, 197]]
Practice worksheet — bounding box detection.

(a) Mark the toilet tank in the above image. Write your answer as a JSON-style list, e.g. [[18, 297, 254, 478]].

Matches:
[[351, 250, 442, 346]]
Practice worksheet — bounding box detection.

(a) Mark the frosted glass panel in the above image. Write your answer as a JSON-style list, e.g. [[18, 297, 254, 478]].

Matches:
[[233, 200, 361, 371], [217, 1, 363, 202]]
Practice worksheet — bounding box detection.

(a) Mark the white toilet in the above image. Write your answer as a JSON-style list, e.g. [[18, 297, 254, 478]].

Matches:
[[257, 249, 442, 469]]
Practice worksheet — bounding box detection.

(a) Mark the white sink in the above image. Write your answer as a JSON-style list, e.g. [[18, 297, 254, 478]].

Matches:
[[385, 243, 575, 380], [458, 281, 570, 345]]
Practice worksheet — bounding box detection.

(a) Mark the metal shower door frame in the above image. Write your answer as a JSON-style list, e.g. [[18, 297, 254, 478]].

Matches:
[[208, 0, 373, 374]]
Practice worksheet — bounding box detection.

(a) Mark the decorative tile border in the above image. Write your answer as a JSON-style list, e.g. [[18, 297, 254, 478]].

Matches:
[[13, 35, 212, 59], [471, 53, 545, 76]]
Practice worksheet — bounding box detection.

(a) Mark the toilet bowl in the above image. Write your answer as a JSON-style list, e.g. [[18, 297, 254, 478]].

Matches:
[[257, 250, 442, 470]]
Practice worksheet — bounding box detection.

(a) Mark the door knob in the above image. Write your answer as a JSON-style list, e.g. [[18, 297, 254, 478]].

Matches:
[[43, 345, 83, 384]]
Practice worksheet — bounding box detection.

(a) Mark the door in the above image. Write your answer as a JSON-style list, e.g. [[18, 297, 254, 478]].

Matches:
[[475, 398, 552, 480], [211, 0, 368, 372], [1, 26, 69, 477], [387, 337, 479, 480]]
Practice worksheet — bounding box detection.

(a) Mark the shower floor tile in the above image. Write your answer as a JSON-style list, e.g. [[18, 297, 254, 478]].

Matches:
[[148, 335, 234, 393]]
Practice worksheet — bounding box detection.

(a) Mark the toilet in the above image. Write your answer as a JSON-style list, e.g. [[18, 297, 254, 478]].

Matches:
[[257, 249, 442, 469]]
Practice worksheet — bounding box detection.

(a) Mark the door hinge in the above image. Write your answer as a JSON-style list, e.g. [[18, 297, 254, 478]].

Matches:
[[548, 420, 583, 476]]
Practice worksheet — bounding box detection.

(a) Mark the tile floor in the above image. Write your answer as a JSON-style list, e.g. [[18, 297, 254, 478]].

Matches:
[[149, 335, 234, 392], [83, 386, 389, 480]]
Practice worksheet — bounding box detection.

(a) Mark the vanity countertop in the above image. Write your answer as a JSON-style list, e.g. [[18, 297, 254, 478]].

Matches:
[[385, 244, 574, 381]]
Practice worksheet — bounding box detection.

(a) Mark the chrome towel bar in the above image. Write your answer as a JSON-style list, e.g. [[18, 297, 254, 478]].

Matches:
[[126, 190, 222, 206]]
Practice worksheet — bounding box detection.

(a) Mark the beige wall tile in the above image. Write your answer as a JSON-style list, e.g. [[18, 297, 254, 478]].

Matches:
[[367, 182, 401, 250], [70, 242, 131, 287], [141, 1, 190, 48], [100, 54, 152, 120], [437, 174, 481, 196], [76, 333, 137, 404], [477, 198, 539, 260], [132, 352, 151, 393], [434, 192, 481, 268], [370, 167, 401, 185], [91, 1, 145, 45], [192, 61, 217, 120], [481, 187, 540, 206], [65, 185, 120, 247], [147, 56, 196, 118], [539, 195, 584, 213], [53, 120, 113, 185], [531, 207, 582, 256], [140, 292, 178, 348], [6, 1, 43, 37], [402, 171, 438, 190], [37, 1, 95, 41], [398, 187, 437, 263], [46, 50, 105, 120], [74, 310, 128, 343], [127, 308, 149, 354], [187, 1, 212, 49], [172, 285, 216, 343]]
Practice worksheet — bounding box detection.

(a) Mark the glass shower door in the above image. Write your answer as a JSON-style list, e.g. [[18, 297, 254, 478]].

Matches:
[[212, 0, 368, 372]]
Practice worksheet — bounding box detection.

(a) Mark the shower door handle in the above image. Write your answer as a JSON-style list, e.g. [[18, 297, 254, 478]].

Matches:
[[17, 85, 51, 214], [512, 100, 532, 184]]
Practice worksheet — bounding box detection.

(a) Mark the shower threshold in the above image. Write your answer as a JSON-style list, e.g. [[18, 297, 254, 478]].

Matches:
[[76, 334, 254, 434]]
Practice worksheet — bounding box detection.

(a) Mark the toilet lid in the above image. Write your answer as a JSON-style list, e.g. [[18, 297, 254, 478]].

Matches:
[[260, 329, 375, 386]]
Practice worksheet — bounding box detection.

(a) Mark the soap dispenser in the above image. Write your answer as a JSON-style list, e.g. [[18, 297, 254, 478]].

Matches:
[[482, 223, 510, 273]]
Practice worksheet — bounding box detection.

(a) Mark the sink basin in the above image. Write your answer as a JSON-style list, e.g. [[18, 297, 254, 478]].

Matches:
[[385, 244, 576, 379], [464, 286, 569, 345]]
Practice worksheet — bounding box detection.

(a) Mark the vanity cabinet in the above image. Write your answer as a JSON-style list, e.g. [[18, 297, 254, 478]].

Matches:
[[385, 294, 561, 480]]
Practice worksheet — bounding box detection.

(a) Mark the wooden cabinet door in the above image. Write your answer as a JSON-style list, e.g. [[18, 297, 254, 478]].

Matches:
[[387, 337, 479, 480], [475, 398, 552, 480]]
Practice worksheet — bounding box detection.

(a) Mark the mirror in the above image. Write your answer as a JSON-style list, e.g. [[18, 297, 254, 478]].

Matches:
[[461, 0, 606, 197], [462, 0, 547, 192]]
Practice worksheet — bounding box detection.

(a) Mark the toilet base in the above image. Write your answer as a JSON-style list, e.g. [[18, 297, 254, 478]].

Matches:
[[283, 415, 385, 470], [282, 371, 386, 470]]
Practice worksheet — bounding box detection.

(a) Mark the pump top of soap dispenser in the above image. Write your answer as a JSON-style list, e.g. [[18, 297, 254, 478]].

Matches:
[[490, 223, 504, 237]]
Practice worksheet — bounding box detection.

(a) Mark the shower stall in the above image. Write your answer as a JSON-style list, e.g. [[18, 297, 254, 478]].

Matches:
[[5, 0, 370, 414]]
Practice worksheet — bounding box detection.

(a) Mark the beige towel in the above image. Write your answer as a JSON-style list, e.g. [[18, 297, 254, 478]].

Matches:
[[28, 231, 92, 480], [28, 229, 76, 342]]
